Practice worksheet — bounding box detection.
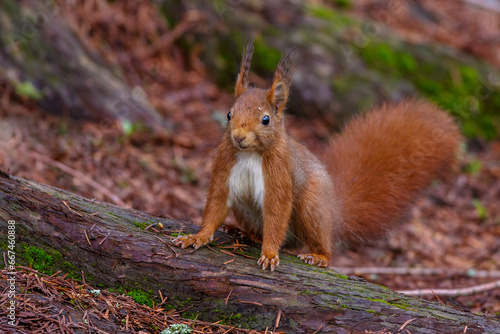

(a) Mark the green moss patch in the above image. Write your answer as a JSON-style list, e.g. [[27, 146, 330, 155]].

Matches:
[[253, 38, 282, 74], [16, 244, 81, 280], [110, 286, 155, 308], [359, 41, 500, 139], [134, 221, 149, 230], [368, 297, 412, 311], [306, 3, 355, 27], [128, 289, 155, 308], [23, 244, 56, 274]]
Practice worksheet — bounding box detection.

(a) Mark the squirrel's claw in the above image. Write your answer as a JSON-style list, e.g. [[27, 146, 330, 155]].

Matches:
[[172, 235, 194, 248], [173, 234, 210, 250], [257, 254, 280, 271], [297, 253, 329, 267]]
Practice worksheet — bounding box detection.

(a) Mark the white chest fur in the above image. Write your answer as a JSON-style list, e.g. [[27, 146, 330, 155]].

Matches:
[[227, 151, 265, 210]]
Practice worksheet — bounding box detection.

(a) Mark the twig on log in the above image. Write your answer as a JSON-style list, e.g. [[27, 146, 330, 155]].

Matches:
[[84, 229, 92, 246], [399, 318, 416, 331], [432, 289, 446, 306], [98, 235, 109, 246], [274, 309, 282, 332], [224, 290, 233, 305]]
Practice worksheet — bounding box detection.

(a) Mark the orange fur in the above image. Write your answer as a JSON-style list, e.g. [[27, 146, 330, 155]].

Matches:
[[326, 100, 461, 245], [173, 41, 461, 271]]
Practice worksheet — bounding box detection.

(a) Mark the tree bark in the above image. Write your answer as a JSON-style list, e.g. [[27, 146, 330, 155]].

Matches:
[[0, 172, 498, 333], [0, 0, 165, 129]]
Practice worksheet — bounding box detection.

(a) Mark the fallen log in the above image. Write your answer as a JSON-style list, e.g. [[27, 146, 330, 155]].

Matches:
[[0, 172, 498, 333]]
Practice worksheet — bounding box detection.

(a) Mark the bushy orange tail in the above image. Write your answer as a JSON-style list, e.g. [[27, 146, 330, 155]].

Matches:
[[326, 100, 461, 244]]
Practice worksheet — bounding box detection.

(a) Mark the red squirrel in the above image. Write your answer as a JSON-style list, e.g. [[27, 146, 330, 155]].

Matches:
[[173, 40, 461, 271]]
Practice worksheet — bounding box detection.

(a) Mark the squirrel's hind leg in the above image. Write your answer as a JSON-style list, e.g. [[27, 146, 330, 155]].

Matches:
[[291, 174, 335, 267]]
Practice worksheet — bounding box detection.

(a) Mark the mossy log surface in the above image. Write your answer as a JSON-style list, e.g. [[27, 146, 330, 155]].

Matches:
[[0, 173, 499, 333], [0, 0, 165, 129]]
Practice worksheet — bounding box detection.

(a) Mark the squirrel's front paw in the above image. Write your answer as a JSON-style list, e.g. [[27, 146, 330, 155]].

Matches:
[[173, 234, 211, 250], [257, 252, 280, 271]]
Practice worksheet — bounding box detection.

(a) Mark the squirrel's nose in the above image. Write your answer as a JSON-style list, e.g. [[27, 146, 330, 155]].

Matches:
[[233, 134, 246, 144]]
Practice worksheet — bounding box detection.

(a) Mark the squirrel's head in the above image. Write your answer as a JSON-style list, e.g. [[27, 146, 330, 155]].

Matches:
[[227, 39, 295, 152]]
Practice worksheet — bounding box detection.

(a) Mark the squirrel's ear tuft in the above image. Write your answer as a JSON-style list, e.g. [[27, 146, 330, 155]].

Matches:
[[266, 48, 295, 116], [235, 38, 254, 97]]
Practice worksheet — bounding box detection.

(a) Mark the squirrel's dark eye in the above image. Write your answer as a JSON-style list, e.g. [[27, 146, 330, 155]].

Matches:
[[262, 115, 270, 125], [227, 112, 231, 121]]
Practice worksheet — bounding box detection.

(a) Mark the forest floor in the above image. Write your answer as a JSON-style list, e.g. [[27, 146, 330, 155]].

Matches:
[[0, 0, 499, 333]]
